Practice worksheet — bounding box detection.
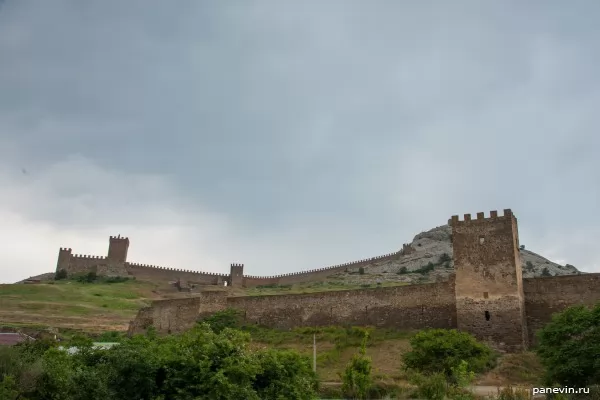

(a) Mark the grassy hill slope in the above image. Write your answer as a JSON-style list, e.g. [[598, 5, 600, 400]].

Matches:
[[0, 279, 164, 331]]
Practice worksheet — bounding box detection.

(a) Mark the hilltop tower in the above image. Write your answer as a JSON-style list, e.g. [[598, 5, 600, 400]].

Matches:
[[450, 209, 528, 351], [56, 247, 72, 273], [229, 263, 244, 287], [107, 235, 129, 263]]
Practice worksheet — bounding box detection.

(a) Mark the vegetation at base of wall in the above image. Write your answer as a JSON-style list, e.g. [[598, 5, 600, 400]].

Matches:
[[341, 331, 373, 399], [536, 303, 600, 388], [493, 352, 544, 385], [68, 272, 134, 284], [402, 329, 497, 380], [0, 324, 320, 400], [55, 269, 67, 280]]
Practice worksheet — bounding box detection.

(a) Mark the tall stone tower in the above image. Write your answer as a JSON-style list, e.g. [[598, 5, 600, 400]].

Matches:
[[450, 209, 528, 352], [229, 263, 244, 287], [107, 235, 129, 263]]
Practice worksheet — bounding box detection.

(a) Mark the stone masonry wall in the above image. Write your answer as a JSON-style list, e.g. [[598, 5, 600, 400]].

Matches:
[[523, 273, 600, 345], [128, 292, 229, 335], [128, 277, 457, 335], [125, 263, 227, 285]]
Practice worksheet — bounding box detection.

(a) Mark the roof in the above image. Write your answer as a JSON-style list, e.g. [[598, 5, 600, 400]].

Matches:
[[0, 333, 35, 346]]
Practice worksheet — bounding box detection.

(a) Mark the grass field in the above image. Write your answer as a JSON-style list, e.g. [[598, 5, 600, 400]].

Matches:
[[0, 279, 163, 331]]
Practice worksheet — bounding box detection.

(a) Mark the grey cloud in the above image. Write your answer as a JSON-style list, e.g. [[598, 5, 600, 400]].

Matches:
[[1, 0, 599, 282]]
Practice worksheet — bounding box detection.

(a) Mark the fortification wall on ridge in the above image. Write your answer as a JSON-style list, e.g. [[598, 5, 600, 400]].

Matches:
[[125, 263, 228, 285], [57, 247, 109, 276], [128, 277, 457, 335], [523, 273, 600, 345], [242, 251, 402, 287]]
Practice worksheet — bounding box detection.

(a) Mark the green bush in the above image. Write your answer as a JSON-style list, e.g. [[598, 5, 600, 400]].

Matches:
[[409, 371, 448, 400], [200, 308, 244, 333], [402, 329, 496, 379], [397, 266, 408, 274], [536, 304, 600, 387], [2, 324, 319, 400], [341, 332, 372, 400], [439, 253, 452, 263], [414, 262, 435, 275], [55, 269, 67, 280]]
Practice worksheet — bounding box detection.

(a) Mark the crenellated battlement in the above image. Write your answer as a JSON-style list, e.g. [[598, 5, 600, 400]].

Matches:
[[449, 209, 514, 226], [109, 235, 129, 241], [55, 235, 409, 287], [125, 262, 228, 277], [72, 254, 106, 260]]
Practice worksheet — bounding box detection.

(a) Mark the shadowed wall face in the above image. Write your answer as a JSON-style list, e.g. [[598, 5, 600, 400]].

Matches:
[[128, 278, 458, 335], [229, 264, 244, 287], [523, 273, 600, 345], [451, 210, 528, 352]]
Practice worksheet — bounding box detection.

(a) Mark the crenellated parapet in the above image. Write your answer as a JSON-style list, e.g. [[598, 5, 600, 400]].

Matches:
[[449, 209, 515, 226], [243, 250, 401, 281], [125, 262, 228, 277]]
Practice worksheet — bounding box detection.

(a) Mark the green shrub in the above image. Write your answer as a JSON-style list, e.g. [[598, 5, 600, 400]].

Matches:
[[403, 329, 496, 379], [55, 269, 67, 280], [409, 371, 448, 400], [439, 253, 452, 263], [200, 308, 243, 333], [341, 332, 372, 400], [397, 266, 408, 274], [536, 304, 600, 387], [414, 262, 435, 275]]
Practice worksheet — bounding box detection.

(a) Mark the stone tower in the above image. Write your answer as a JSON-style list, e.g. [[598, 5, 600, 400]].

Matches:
[[450, 209, 528, 352], [107, 235, 129, 263], [229, 263, 244, 287]]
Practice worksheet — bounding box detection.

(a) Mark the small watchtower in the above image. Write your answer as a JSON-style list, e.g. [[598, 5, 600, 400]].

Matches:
[[107, 235, 129, 263], [229, 263, 244, 287], [450, 209, 528, 351]]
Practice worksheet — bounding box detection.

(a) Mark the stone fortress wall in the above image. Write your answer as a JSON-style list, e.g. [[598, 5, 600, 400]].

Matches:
[[127, 209, 600, 352], [55, 235, 415, 288]]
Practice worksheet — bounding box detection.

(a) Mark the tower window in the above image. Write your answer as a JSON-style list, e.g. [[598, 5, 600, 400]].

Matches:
[[479, 236, 485, 244], [483, 292, 489, 299], [485, 311, 490, 321]]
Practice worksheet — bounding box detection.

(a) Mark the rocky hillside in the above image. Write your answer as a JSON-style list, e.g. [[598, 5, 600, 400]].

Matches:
[[332, 225, 580, 285]]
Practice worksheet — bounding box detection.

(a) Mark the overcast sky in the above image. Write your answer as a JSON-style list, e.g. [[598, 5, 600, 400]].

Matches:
[[1, 1, 599, 284]]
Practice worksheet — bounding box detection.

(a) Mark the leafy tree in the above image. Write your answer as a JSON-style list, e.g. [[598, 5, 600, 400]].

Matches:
[[536, 304, 600, 387], [201, 308, 243, 333], [341, 331, 373, 399], [402, 329, 496, 379], [4, 322, 320, 400], [254, 349, 319, 400]]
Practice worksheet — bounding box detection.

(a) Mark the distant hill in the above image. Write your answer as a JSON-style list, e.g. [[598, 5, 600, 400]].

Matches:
[[326, 224, 580, 286]]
